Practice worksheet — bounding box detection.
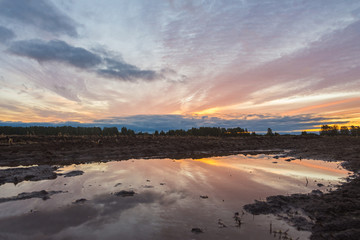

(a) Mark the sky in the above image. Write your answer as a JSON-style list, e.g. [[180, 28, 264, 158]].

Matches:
[[0, 0, 360, 133]]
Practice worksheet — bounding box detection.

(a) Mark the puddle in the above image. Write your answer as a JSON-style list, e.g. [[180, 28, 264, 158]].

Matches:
[[0, 154, 350, 240]]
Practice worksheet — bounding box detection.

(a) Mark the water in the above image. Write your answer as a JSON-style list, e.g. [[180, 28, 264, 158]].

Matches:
[[0, 154, 350, 240]]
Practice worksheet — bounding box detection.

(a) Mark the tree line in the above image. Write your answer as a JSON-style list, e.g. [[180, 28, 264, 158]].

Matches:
[[0, 126, 114, 136], [1, 125, 359, 137], [154, 127, 254, 137], [0, 126, 253, 137], [320, 125, 360, 136]]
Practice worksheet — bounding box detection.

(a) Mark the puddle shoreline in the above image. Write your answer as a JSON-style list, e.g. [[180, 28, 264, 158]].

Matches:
[[0, 153, 353, 240]]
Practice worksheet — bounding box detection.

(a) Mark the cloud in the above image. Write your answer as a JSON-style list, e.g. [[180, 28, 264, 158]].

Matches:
[[97, 58, 157, 81], [151, 0, 360, 113], [0, 114, 349, 134], [0, 26, 15, 43], [0, 191, 169, 238], [8, 39, 101, 69], [8, 39, 160, 81], [194, 18, 360, 112], [87, 114, 349, 133], [0, 0, 77, 37], [0, 103, 21, 112]]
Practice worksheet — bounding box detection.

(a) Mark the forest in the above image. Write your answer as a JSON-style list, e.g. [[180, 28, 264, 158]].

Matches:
[[319, 125, 360, 136], [0, 126, 251, 137], [0, 125, 359, 137]]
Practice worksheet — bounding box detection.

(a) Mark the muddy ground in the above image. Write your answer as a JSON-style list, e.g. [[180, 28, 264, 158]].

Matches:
[[0, 135, 359, 239]]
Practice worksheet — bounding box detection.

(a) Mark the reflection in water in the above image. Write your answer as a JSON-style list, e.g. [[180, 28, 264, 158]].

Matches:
[[0, 154, 350, 240]]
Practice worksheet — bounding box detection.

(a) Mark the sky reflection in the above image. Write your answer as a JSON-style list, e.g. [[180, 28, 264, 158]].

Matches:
[[0, 154, 350, 240]]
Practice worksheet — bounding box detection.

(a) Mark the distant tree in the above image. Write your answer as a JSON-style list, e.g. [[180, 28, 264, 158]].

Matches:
[[340, 126, 350, 136], [167, 130, 175, 136], [320, 124, 356, 136], [121, 127, 128, 135], [0, 126, 259, 137], [103, 127, 119, 136], [320, 125, 331, 136], [154, 130, 159, 136], [330, 125, 339, 136], [127, 129, 135, 136], [350, 126, 360, 136], [265, 128, 274, 136]]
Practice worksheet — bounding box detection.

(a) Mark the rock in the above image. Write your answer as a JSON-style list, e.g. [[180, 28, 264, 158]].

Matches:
[[0, 190, 63, 203], [63, 170, 84, 178], [114, 190, 135, 197], [191, 228, 203, 233], [24, 175, 35, 180], [244, 200, 276, 215], [114, 183, 122, 187], [310, 189, 323, 196], [218, 219, 227, 228], [200, 195, 209, 199], [317, 183, 324, 187], [0, 165, 57, 185], [332, 228, 360, 240], [73, 198, 87, 204], [292, 216, 312, 231]]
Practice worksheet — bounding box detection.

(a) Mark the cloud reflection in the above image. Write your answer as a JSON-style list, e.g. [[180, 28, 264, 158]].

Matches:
[[0, 190, 180, 239]]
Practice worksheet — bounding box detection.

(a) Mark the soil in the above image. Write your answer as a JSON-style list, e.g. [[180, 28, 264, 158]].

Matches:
[[0, 135, 359, 239], [0, 190, 64, 203], [0, 165, 58, 185]]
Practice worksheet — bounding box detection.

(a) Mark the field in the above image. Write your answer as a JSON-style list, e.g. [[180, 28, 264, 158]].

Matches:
[[1, 135, 359, 239]]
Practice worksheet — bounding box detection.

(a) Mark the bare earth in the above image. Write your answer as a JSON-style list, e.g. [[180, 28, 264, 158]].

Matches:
[[0, 135, 359, 239]]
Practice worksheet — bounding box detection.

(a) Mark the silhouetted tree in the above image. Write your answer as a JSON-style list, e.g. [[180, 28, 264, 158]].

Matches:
[[350, 126, 360, 136], [320, 125, 332, 136], [121, 127, 128, 135], [0, 126, 103, 136], [266, 128, 274, 136], [0, 126, 259, 137], [103, 127, 119, 136], [330, 125, 339, 136], [340, 126, 350, 136], [320, 125, 354, 136]]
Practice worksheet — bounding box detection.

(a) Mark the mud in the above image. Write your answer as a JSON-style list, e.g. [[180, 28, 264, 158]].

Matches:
[[0, 190, 64, 203], [0, 135, 359, 169], [1, 135, 360, 239], [244, 177, 360, 239], [114, 190, 136, 197], [0, 165, 58, 185], [0, 166, 86, 186], [73, 198, 87, 204], [61, 170, 84, 178], [191, 227, 204, 234], [0, 135, 290, 166]]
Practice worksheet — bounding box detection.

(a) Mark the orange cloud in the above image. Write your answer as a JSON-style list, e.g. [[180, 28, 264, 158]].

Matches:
[[286, 97, 360, 115]]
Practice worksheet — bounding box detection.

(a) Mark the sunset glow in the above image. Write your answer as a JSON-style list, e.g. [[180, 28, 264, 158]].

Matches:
[[1, 0, 359, 132]]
